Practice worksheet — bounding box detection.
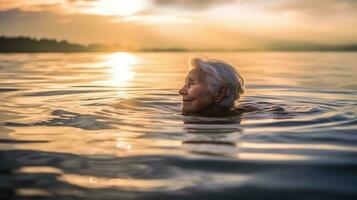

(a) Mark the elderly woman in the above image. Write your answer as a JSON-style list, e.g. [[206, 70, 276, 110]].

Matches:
[[179, 57, 245, 116]]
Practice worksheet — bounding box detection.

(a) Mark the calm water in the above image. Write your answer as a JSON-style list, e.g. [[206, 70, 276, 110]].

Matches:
[[0, 52, 356, 199]]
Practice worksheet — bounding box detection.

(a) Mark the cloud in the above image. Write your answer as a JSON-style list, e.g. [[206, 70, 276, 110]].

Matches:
[[261, 0, 357, 36], [0, 0, 69, 13], [0, 9, 196, 48], [0, 9, 114, 40], [1, 0, 357, 48], [267, 0, 357, 17], [0, 8, 265, 49], [0, 0, 150, 17], [67, 0, 96, 2], [151, 0, 239, 9], [0, 0, 115, 14]]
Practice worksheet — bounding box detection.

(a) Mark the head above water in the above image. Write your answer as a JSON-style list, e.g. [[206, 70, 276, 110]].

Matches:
[[179, 57, 244, 115]]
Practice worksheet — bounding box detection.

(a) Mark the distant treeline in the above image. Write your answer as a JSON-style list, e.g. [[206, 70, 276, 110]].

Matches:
[[0, 36, 122, 52], [266, 41, 357, 52], [1, 36, 357, 52], [0, 36, 191, 52], [140, 47, 188, 52]]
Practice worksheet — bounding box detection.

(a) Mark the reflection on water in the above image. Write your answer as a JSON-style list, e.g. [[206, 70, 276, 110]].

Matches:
[[106, 52, 136, 84], [0, 52, 357, 199], [97, 52, 136, 98], [182, 115, 242, 157]]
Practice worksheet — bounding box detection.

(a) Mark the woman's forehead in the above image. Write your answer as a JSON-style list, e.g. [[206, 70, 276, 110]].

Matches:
[[187, 67, 206, 81]]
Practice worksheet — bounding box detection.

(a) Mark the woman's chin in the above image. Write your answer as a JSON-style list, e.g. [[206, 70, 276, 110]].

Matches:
[[181, 108, 192, 115], [181, 105, 196, 115]]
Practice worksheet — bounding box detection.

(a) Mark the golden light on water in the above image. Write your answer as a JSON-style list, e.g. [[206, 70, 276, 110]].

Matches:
[[89, 52, 137, 99], [107, 52, 136, 84], [98, 52, 136, 97]]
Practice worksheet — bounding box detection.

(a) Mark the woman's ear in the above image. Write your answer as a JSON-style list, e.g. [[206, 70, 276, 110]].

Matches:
[[214, 86, 228, 103]]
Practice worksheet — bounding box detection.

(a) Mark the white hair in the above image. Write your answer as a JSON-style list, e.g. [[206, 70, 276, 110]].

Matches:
[[190, 57, 244, 108]]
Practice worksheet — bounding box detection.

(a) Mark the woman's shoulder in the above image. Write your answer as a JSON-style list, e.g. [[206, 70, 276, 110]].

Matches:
[[235, 103, 260, 113], [235, 102, 285, 113]]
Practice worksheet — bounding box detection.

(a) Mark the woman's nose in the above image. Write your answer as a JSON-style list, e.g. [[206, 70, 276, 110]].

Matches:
[[179, 85, 187, 95]]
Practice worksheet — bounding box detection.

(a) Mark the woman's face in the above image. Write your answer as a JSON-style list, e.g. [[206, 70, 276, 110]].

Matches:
[[178, 67, 215, 114]]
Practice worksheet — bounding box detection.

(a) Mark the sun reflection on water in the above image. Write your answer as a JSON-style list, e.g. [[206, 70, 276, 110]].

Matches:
[[107, 52, 136, 85], [100, 52, 136, 98]]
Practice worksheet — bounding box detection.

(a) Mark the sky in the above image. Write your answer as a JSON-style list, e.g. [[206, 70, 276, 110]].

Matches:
[[1, 0, 357, 49]]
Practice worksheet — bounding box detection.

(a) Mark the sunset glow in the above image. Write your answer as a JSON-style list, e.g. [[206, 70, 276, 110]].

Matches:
[[1, 0, 357, 49], [81, 0, 148, 16], [1, 1, 356, 198]]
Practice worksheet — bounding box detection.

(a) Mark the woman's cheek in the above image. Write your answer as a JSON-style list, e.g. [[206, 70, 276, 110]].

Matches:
[[191, 88, 213, 111], [187, 87, 200, 112]]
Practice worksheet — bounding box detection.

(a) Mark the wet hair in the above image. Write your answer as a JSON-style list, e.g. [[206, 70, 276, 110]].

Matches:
[[190, 57, 244, 108]]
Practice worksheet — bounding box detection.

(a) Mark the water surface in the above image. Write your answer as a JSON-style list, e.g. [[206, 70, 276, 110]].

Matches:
[[0, 52, 357, 199]]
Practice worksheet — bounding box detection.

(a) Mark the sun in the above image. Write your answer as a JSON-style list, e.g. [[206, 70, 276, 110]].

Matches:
[[84, 0, 147, 16]]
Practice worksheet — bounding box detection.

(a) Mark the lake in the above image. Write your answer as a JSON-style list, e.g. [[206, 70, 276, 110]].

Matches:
[[0, 52, 356, 199]]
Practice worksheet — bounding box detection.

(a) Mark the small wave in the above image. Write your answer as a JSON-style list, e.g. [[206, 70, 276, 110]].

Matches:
[[4, 109, 113, 130], [0, 88, 20, 92], [25, 89, 115, 97]]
